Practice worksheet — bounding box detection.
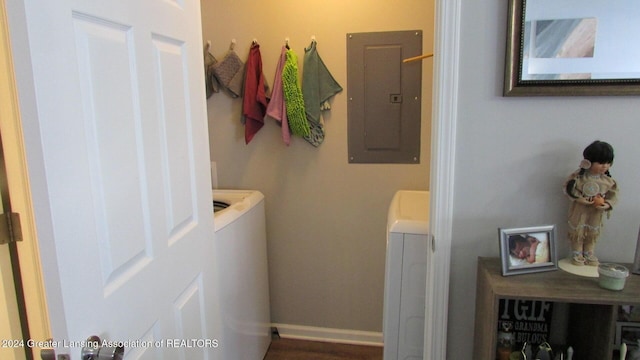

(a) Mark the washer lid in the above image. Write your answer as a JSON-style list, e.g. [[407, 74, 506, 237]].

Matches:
[[387, 190, 430, 235]]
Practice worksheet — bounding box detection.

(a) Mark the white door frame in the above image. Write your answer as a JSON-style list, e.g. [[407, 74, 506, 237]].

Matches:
[[1, 1, 52, 358], [424, 0, 460, 359]]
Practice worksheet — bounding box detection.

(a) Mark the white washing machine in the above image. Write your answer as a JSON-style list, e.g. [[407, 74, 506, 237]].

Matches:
[[383, 190, 430, 360], [212, 189, 271, 360]]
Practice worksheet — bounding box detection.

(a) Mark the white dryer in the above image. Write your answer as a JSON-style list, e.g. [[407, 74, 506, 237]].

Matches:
[[383, 190, 430, 360]]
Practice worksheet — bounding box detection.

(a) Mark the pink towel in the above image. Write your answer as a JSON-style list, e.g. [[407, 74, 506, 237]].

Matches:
[[242, 43, 269, 144], [265, 46, 291, 145]]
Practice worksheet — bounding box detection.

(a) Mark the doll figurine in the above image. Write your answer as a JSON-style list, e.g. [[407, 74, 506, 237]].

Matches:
[[563, 141, 619, 266]]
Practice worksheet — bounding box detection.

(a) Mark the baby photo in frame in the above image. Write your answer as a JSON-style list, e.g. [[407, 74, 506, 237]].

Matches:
[[499, 225, 558, 276]]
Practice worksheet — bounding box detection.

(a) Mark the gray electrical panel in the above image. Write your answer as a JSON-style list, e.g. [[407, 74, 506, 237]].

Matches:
[[347, 30, 422, 164]]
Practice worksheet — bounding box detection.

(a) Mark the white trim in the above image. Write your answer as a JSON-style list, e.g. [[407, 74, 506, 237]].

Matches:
[[272, 323, 383, 347], [424, 0, 460, 359], [1, 0, 51, 353]]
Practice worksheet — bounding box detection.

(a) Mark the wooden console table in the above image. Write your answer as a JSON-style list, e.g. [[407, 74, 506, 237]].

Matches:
[[473, 257, 640, 360]]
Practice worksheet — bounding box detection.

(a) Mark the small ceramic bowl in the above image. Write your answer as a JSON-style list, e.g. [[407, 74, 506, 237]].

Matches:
[[598, 263, 629, 291]]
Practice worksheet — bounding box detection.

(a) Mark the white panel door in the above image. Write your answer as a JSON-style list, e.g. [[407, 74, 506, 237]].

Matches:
[[10, 0, 219, 358]]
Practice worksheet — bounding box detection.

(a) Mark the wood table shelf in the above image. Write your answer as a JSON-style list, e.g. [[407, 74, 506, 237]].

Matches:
[[473, 257, 640, 360]]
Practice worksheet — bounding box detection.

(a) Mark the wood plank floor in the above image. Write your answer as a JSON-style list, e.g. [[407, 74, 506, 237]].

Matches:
[[263, 338, 383, 360]]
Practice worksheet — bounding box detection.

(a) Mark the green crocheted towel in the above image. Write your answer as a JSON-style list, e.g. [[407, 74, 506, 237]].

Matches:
[[282, 49, 310, 137]]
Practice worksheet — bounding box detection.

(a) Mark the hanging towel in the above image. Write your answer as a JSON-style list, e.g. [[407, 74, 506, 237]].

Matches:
[[265, 46, 291, 145], [242, 43, 269, 144], [282, 49, 309, 137], [204, 44, 219, 99], [302, 40, 343, 146], [213, 49, 245, 98]]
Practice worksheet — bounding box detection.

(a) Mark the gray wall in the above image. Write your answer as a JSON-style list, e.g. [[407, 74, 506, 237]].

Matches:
[[201, 0, 433, 333], [449, 0, 640, 358]]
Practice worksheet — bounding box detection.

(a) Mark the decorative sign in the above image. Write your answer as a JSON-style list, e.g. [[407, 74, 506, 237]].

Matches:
[[498, 299, 554, 347]]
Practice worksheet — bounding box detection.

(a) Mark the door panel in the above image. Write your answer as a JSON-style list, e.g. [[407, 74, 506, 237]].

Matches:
[[173, 275, 208, 359], [73, 14, 152, 294]]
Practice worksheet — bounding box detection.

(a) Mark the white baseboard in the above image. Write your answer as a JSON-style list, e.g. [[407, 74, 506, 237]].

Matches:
[[271, 323, 383, 347]]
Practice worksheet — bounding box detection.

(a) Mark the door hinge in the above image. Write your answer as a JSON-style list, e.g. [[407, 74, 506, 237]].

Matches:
[[0, 212, 22, 245]]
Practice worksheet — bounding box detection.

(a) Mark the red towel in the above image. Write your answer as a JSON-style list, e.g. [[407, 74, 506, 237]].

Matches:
[[242, 43, 269, 144]]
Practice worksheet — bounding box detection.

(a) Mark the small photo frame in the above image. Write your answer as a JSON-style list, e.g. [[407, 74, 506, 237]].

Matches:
[[615, 322, 640, 349], [499, 225, 558, 276]]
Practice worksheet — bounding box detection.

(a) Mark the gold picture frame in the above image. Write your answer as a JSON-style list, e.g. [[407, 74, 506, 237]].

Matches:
[[504, 0, 640, 96]]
